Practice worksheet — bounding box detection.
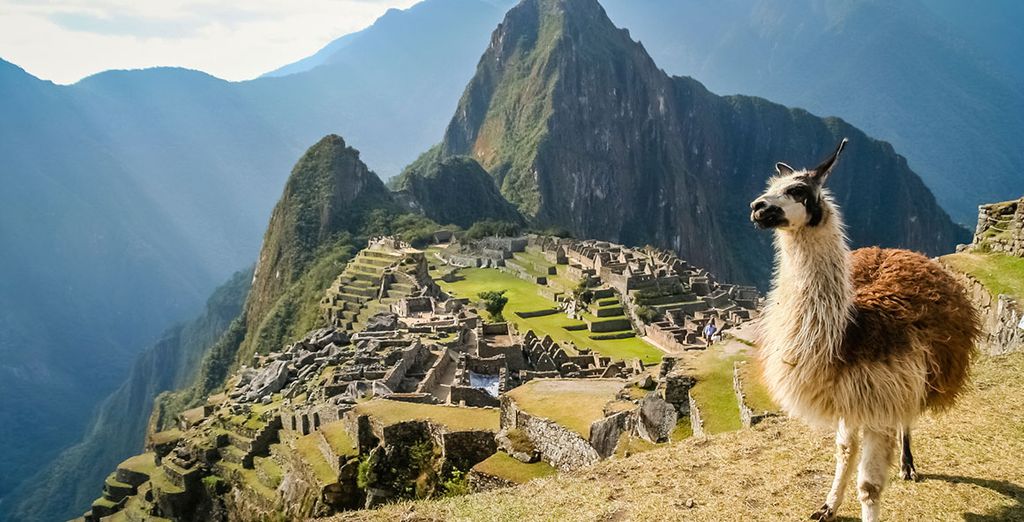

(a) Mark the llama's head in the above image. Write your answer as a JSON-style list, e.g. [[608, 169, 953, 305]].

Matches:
[[750, 138, 847, 231]]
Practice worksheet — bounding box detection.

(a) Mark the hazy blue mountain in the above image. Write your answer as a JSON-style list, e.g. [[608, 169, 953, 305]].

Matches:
[[0, 1, 505, 512], [4, 269, 250, 522], [0, 60, 297, 516], [598, 0, 1024, 223]]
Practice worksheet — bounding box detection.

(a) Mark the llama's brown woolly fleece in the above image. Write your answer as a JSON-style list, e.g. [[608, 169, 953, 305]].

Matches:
[[844, 247, 980, 411]]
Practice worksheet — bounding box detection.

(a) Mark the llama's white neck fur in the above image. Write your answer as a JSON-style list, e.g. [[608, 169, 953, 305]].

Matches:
[[763, 195, 853, 368]]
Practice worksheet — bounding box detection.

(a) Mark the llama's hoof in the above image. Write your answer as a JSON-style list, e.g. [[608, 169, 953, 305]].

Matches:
[[900, 464, 920, 482], [810, 504, 836, 521]]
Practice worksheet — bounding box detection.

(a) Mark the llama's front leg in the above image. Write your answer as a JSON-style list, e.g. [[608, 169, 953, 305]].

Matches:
[[811, 419, 860, 521], [900, 429, 919, 481], [857, 428, 896, 522]]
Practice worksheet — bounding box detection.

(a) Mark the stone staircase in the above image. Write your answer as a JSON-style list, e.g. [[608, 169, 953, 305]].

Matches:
[[322, 248, 404, 331]]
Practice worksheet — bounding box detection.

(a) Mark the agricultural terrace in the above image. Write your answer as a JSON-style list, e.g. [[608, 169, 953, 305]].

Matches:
[[353, 400, 500, 432], [942, 252, 1024, 300], [505, 379, 625, 437], [472, 451, 557, 484]]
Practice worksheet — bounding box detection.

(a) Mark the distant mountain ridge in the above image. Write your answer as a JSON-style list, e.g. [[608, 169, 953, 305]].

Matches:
[[438, 0, 966, 284]]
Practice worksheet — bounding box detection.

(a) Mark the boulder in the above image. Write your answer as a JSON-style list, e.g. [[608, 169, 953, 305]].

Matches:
[[637, 394, 677, 443], [365, 312, 401, 332], [242, 360, 290, 401]]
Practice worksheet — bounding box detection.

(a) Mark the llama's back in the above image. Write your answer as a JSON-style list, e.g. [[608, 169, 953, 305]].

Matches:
[[846, 247, 980, 411]]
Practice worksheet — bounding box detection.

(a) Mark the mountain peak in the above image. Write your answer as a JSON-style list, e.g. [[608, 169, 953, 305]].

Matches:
[[438, 0, 965, 284], [249, 135, 393, 317]]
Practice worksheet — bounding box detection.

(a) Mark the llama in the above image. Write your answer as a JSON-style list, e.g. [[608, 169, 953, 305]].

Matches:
[[749, 139, 979, 522]]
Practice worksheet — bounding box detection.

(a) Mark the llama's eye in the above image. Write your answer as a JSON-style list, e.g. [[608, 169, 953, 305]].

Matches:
[[786, 186, 806, 198]]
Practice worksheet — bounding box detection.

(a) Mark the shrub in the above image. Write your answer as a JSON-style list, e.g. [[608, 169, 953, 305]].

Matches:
[[478, 290, 509, 321], [441, 469, 472, 497], [466, 219, 521, 239], [635, 305, 658, 324]]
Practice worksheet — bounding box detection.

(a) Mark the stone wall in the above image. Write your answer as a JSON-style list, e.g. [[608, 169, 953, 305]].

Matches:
[[499, 396, 600, 471], [732, 362, 775, 428], [688, 391, 705, 437], [973, 197, 1024, 257], [948, 269, 1023, 355]]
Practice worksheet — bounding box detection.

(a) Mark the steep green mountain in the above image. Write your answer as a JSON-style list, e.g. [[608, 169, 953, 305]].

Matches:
[[439, 0, 967, 285], [150, 135, 448, 433], [598, 0, 1024, 223], [3, 269, 251, 522], [393, 150, 525, 228]]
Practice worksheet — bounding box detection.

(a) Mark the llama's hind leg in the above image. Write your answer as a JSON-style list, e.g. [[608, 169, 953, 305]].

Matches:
[[900, 429, 919, 481], [811, 419, 859, 521], [857, 428, 896, 522]]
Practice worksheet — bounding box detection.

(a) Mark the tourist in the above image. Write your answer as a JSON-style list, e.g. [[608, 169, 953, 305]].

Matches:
[[703, 319, 717, 347]]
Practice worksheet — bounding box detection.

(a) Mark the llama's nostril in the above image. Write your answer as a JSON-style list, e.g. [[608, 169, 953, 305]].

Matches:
[[751, 200, 767, 212]]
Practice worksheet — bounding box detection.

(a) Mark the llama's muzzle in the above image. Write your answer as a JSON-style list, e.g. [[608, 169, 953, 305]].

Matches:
[[750, 198, 785, 229]]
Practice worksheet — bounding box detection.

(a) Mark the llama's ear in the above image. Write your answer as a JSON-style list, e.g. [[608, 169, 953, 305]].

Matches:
[[810, 138, 848, 183], [775, 162, 795, 176]]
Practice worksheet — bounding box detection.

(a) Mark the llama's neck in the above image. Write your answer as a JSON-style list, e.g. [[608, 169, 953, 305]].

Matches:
[[766, 206, 853, 364]]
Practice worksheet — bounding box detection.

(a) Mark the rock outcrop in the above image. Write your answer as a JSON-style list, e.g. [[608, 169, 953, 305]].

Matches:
[[393, 151, 525, 228]]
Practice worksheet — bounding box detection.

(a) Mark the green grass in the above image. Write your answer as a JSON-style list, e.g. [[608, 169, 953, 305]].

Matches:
[[505, 379, 624, 437], [438, 268, 662, 364], [320, 421, 358, 458], [353, 400, 500, 432], [472, 452, 556, 484], [256, 456, 284, 487], [294, 433, 338, 484], [670, 419, 693, 442], [118, 452, 158, 476], [688, 353, 743, 435], [735, 359, 776, 414], [943, 252, 1024, 300], [92, 496, 118, 509]]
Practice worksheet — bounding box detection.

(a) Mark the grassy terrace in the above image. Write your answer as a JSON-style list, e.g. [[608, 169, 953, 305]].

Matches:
[[320, 421, 358, 458], [473, 452, 556, 484], [943, 252, 1024, 300], [119, 452, 159, 477], [353, 400, 500, 432], [505, 379, 624, 437], [438, 267, 661, 364], [689, 352, 745, 435], [294, 433, 338, 484], [735, 357, 776, 415]]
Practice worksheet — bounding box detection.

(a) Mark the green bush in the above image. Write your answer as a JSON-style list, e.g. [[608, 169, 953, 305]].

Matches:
[[635, 305, 658, 324], [466, 219, 521, 239], [441, 469, 471, 497], [478, 290, 509, 322]]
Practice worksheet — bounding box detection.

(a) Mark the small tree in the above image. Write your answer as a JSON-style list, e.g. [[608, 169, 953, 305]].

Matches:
[[478, 290, 509, 322]]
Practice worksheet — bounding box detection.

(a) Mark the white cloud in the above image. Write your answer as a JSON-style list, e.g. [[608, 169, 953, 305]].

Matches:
[[0, 0, 420, 84]]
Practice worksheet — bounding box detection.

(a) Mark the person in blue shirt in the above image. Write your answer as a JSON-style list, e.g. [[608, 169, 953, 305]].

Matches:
[[702, 319, 717, 347]]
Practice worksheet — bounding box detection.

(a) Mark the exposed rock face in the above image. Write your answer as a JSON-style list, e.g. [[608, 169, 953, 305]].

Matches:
[[440, 0, 967, 285], [393, 152, 525, 228], [636, 394, 677, 443]]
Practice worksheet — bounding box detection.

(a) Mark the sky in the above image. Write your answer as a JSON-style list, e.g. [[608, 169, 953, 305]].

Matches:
[[0, 0, 420, 84]]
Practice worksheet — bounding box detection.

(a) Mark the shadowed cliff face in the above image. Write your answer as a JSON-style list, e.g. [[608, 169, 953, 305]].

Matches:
[[440, 0, 968, 285], [393, 151, 526, 228]]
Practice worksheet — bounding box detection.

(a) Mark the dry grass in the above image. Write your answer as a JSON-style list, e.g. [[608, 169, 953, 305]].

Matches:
[[504, 379, 625, 437], [353, 400, 500, 433], [330, 352, 1024, 521]]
